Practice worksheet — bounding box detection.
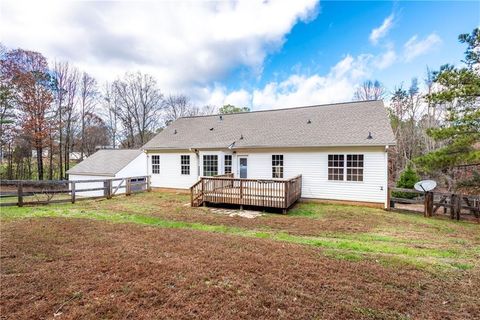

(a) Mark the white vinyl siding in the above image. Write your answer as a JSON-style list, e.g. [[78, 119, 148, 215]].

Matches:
[[146, 147, 388, 206], [148, 152, 199, 189], [236, 147, 387, 205]]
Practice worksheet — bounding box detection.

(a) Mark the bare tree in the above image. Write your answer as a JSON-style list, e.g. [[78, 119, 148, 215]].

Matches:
[[102, 82, 119, 148], [79, 72, 98, 159], [354, 80, 386, 101], [163, 94, 201, 125], [112, 72, 163, 147], [62, 67, 79, 177], [76, 112, 109, 156]]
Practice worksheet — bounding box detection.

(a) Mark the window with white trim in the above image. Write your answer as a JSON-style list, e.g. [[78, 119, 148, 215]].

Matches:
[[328, 154, 344, 181], [224, 155, 232, 174], [272, 155, 284, 178], [203, 155, 218, 176], [151, 155, 160, 174], [347, 154, 364, 181], [181, 155, 190, 175]]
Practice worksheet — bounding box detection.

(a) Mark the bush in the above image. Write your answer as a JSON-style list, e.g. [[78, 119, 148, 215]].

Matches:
[[392, 165, 420, 199]]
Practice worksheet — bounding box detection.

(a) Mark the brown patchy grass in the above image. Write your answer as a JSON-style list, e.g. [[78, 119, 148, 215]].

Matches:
[[2, 218, 479, 320], [1, 191, 480, 319]]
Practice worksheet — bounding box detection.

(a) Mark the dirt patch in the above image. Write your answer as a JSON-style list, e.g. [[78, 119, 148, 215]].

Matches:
[[1, 218, 479, 319]]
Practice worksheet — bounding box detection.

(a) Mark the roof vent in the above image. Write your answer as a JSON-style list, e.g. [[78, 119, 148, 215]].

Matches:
[[210, 127, 214, 131], [307, 119, 312, 124], [240, 134, 244, 140], [174, 129, 177, 134], [219, 115, 223, 121], [367, 131, 373, 139]]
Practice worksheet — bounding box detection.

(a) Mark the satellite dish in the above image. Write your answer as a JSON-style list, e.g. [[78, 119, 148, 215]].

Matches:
[[414, 180, 437, 192]]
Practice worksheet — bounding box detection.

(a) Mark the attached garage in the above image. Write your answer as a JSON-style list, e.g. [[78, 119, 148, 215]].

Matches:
[[67, 149, 147, 197]]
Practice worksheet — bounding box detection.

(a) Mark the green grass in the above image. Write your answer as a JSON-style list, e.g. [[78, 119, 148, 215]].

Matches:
[[2, 200, 479, 271]]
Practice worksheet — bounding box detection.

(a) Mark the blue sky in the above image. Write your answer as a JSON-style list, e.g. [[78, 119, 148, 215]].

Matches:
[[1, 0, 479, 109], [228, 1, 479, 96]]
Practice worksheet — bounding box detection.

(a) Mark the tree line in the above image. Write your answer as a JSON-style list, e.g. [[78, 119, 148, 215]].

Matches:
[[353, 28, 479, 192], [0, 45, 227, 180], [1, 28, 478, 191]]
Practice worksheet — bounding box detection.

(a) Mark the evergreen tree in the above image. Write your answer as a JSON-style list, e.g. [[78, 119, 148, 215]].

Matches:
[[392, 164, 420, 199], [415, 28, 480, 190]]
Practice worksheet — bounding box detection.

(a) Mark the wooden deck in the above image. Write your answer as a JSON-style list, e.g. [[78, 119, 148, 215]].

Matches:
[[190, 174, 302, 212]]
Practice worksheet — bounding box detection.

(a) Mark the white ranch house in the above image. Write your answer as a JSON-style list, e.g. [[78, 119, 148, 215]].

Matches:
[[69, 100, 395, 208]]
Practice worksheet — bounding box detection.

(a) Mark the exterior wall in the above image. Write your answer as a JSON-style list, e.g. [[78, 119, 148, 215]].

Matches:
[[69, 152, 148, 197], [233, 147, 388, 206], [147, 146, 389, 206], [147, 151, 199, 189], [115, 152, 148, 178]]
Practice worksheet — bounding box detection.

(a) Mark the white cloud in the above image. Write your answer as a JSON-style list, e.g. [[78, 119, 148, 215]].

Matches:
[[201, 54, 372, 110], [374, 48, 397, 69], [0, 0, 318, 91], [224, 89, 252, 107], [369, 14, 394, 44], [403, 33, 442, 62]]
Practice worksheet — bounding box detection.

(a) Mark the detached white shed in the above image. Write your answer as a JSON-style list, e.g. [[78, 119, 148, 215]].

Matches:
[[67, 149, 147, 197]]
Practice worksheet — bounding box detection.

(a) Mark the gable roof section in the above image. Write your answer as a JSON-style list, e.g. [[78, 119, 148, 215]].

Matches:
[[143, 100, 396, 150], [67, 149, 143, 176]]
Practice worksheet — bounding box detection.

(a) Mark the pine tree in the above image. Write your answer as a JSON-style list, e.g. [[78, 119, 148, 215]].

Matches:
[[415, 28, 480, 191]]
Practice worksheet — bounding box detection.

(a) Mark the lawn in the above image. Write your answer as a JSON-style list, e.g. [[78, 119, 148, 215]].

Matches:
[[1, 191, 479, 319]]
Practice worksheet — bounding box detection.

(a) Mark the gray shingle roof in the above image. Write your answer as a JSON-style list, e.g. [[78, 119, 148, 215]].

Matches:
[[143, 100, 395, 150], [67, 149, 143, 176]]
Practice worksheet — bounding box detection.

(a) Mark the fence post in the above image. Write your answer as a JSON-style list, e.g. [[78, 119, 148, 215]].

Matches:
[[126, 178, 132, 196], [17, 181, 23, 207], [456, 193, 462, 221], [450, 194, 457, 219], [71, 181, 76, 204], [104, 179, 112, 199], [424, 191, 433, 217]]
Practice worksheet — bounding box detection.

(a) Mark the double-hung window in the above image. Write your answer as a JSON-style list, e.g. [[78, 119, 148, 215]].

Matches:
[[224, 155, 232, 174], [328, 154, 364, 181], [327, 155, 344, 181], [272, 155, 284, 178], [151, 155, 160, 174], [203, 155, 218, 176], [181, 155, 190, 175], [346, 154, 364, 181]]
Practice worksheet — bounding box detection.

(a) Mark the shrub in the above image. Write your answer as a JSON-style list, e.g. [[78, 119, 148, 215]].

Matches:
[[392, 165, 420, 199]]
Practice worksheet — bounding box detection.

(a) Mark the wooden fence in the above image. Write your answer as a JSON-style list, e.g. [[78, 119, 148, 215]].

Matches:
[[0, 176, 151, 207], [387, 187, 480, 220]]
